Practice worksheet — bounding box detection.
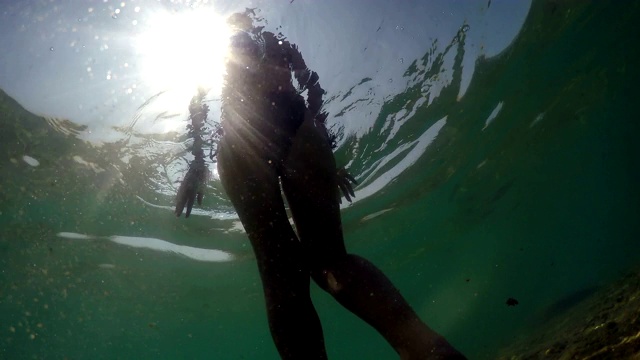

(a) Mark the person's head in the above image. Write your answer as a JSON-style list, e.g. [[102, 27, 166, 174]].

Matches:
[[227, 12, 253, 32], [226, 10, 261, 60]]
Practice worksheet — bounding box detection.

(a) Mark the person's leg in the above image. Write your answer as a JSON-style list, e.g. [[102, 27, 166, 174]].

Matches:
[[217, 133, 328, 359], [281, 119, 466, 359]]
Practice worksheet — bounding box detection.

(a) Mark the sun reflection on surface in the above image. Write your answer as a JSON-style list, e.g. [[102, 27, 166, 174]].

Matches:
[[134, 7, 231, 117]]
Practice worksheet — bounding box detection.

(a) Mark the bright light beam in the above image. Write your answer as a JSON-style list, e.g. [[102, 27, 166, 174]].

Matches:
[[134, 8, 231, 113]]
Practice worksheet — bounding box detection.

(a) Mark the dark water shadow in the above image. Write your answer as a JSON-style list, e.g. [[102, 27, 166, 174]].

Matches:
[[540, 286, 600, 323]]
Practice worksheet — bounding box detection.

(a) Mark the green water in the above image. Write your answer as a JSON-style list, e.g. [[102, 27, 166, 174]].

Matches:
[[1, 1, 639, 359]]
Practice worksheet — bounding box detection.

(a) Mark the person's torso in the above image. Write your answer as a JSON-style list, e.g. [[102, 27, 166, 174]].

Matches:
[[225, 31, 298, 100]]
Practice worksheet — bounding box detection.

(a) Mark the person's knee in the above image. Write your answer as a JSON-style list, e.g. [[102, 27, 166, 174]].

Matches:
[[311, 269, 343, 295], [313, 269, 346, 295], [310, 254, 362, 295]]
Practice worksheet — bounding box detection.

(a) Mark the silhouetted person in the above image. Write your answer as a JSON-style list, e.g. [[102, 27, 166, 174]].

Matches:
[[213, 10, 465, 359], [175, 89, 210, 217]]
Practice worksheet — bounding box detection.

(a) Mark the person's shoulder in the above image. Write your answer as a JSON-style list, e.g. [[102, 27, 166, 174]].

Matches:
[[230, 31, 251, 46], [263, 31, 293, 46], [262, 31, 281, 45]]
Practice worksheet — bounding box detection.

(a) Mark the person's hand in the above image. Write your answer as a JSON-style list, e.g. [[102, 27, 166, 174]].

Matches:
[[175, 160, 207, 217], [337, 167, 358, 203]]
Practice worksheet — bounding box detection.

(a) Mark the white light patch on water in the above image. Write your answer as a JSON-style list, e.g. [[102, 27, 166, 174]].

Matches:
[[57, 232, 95, 240], [108, 235, 233, 262], [225, 221, 246, 233], [358, 141, 415, 187], [361, 208, 394, 222], [57, 232, 233, 262], [72, 155, 105, 173], [22, 155, 40, 167], [349, 117, 446, 205], [530, 112, 545, 127], [482, 101, 504, 131], [388, 97, 428, 139]]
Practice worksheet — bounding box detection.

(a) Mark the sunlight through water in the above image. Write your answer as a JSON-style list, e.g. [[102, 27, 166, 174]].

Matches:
[[134, 7, 231, 124]]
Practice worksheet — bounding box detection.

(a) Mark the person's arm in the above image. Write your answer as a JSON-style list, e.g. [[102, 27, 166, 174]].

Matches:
[[287, 42, 325, 120], [283, 39, 358, 201]]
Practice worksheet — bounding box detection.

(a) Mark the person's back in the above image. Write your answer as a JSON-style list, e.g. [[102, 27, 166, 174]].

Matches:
[[214, 11, 466, 359], [223, 13, 326, 149]]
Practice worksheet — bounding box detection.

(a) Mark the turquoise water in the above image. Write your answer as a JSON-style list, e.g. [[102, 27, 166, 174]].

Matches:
[[1, 1, 639, 359]]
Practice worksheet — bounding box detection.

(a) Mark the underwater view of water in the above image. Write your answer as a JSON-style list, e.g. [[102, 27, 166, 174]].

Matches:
[[1, 0, 639, 359]]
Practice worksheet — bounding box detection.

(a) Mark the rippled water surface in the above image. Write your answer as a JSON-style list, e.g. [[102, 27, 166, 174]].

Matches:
[[1, 0, 639, 359]]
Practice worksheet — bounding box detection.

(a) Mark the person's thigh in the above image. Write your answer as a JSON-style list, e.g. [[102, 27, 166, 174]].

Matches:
[[217, 135, 307, 285], [281, 119, 347, 266]]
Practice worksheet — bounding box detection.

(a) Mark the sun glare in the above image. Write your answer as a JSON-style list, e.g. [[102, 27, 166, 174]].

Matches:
[[135, 8, 231, 113]]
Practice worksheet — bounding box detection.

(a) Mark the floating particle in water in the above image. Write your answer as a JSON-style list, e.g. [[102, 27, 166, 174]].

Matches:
[[506, 297, 519, 306], [22, 155, 40, 167], [49, 47, 54, 51]]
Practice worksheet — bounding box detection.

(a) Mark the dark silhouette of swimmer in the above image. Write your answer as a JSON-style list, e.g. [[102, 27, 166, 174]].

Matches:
[[199, 10, 466, 359], [175, 74, 353, 217], [175, 89, 210, 217]]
